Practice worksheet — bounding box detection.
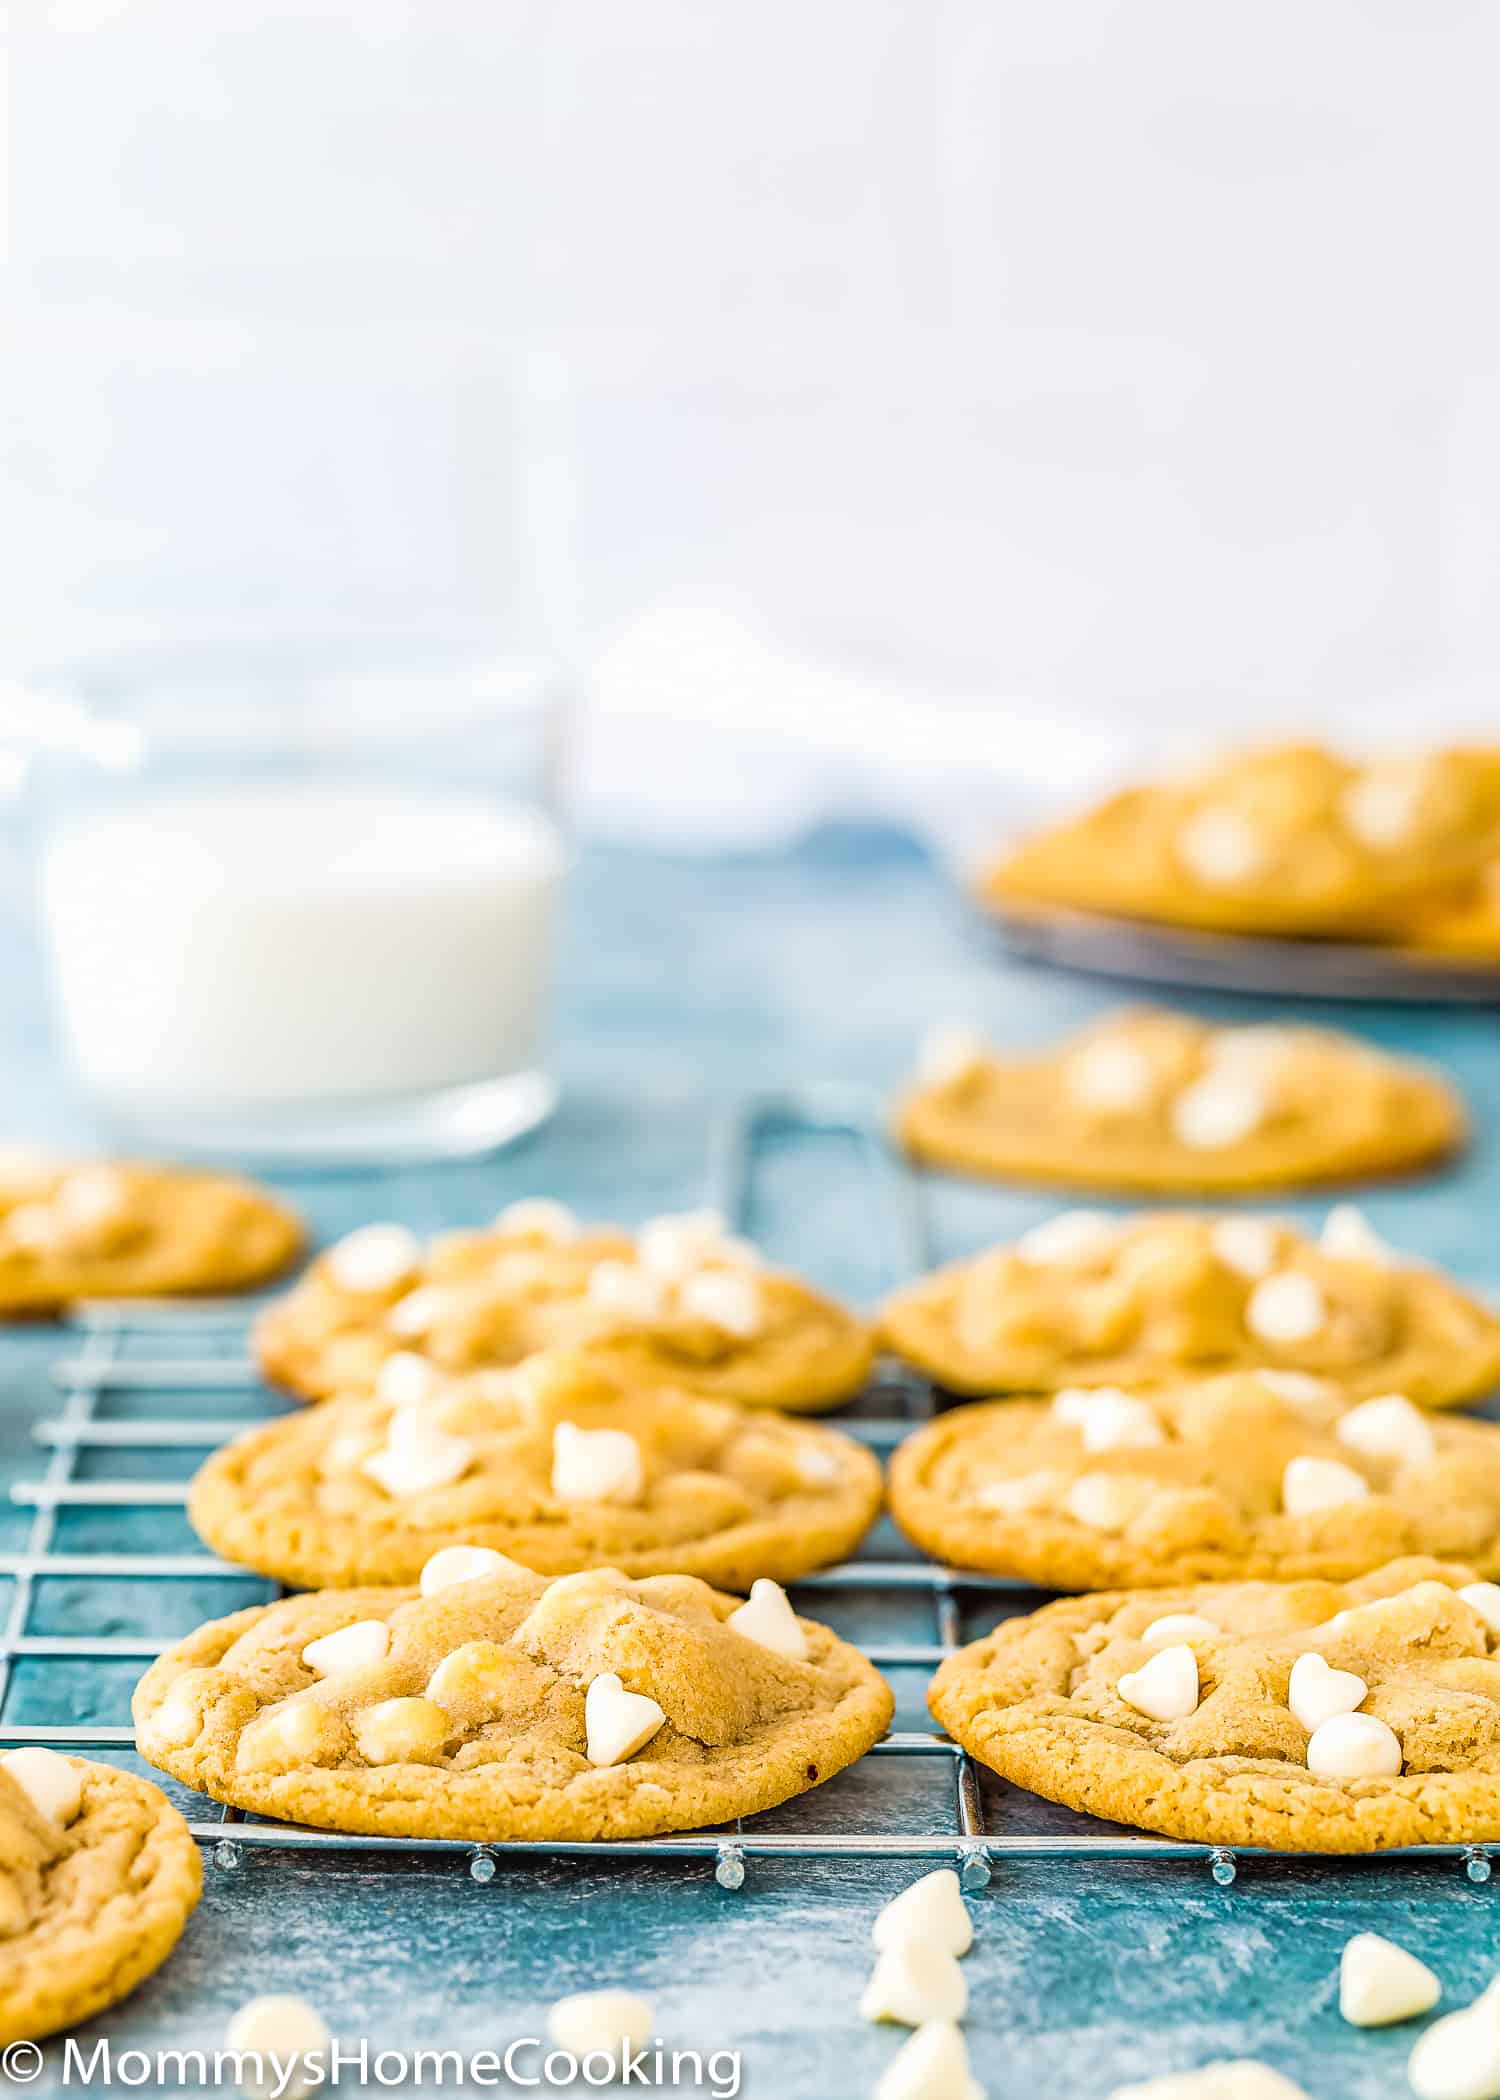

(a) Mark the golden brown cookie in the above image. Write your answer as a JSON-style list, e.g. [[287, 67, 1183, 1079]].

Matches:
[[877, 1207, 1500, 1406], [255, 1203, 872, 1414], [981, 742, 1500, 935], [1370, 858, 1500, 962], [133, 1563, 894, 1841], [930, 1556, 1500, 1852], [890, 1372, 1500, 1589], [189, 1348, 883, 1591], [0, 1752, 201, 2043], [896, 1009, 1465, 1194], [0, 1147, 303, 1315]]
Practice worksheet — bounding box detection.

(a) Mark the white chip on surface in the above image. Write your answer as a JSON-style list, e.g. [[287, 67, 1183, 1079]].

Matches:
[[1408, 1990, 1500, 2100], [1064, 1038, 1157, 1114], [1175, 804, 1266, 886], [584, 1673, 666, 1767], [375, 1351, 441, 1409], [1341, 769, 1422, 849], [1320, 1203, 1396, 1265], [384, 1284, 455, 1337], [1460, 1583, 1500, 1635], [872, 1869, 974, 1958], [1208, 1218, 1280, 1280], [726, 1579, 808, 1662], [636, 1209, 730, 1281], [1171, 1074, 1267, 1151], [1304, 1711, 1402, 1779], [496, 1198, 578, 1241], [1141, 1615, 1221, 1649], [551, 1422, 645, 1506], [874, 2019, 986, 2100], [1, 1746, 82, 1827], [678, 1266, 764, 1339], [1066, 1475, 1150, 1533], [1075, 1392, 1167, 1454], [974, 1470, 1064, 1516], [420, 1545, 533, 1596], [1280, 1455, 1370, 1517], [226, 1994, 331, 2100], [1334, 1393, 1435, 1466], [1107, 2065, 1312, 2100], [861, 1942, 969, 2028], [300, 1619, 391, 1677], [326, 1223, 421, 1294], [0, 1143, 62, 1193], [1245, 1272, 1326, 1345], [917, 1022, 989, 1087], [1286, 1651, 1367, 1733], [361, 1425, 474, 1499], [55, 1165, 130, 1229], [1339, 1932, 1440, 2027], [1254, 1369, 1334, 1409], [1, 1202, 60, 1250], [1117, 1643, 1200, 1722], [586, 1259, 672, 1324], [546, 1989, 655, 2069], [1016, 1210, 1116, 1266]]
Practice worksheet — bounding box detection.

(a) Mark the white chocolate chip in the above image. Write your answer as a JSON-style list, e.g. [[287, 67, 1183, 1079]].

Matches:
[[584, 1672, 666, 1767], [1461, 1583, 1500, 1635], [586, 1259, 672, 1324], [1108, 2068, 1312, 2100], [1, 1746, 82, 1827], [1341, 770, 1421, 849], [1335, 1393, 1436, 1466], [226, 1995, 331, 2100], [974, 1470, 1064, 1516], [917, 1023, 989, 1087], [352, 1696, 450, 1766], [1209, 1218, 1280, 1280], [0, 1144, 62, 1194], [1408, 1993, 1500, 2100], [546, 1990, 655, 2070], [726, 1579, 808, 1662], [241, 1699, 329, 1768], [142, 1684, 203, 1752], [551, 1422, 645, 1506], [300, 1619, 391, 1677], [326, 1223, 421, 1294], [385, 1284, 455, 1338], [1287, 1651, 1368, 1733], [375, 1351, 441, 1408], [1117, 1643, 1200, 1722], [361, 1425, 474, 1498], [1281, 1455, 1370, 1517], [861, 1942, 968, 2027], [420, 1545, 533, 1595], [2, 1202, 61, 1250], [678, 1266, 764, 1340], [1074, 1392, 1166, 1454], [1176, 804, 1265, 886], [1255, 1370, 1335, 1410], [1305, 1710, 1402, 1779], [794, 1443, 843, 1488], [1052, 1385, 1124, 1425], [1016, 1210, 1116, 1265], [1064, 1039, 1157, 1114], [1171, 1073, 1266, 1151], [55, 1165, 130, 1229], [1208, 1027, 1301, 1074], [872, 1869, 974, 1958], [874, 2021, 986, 2100], [636, 1209, 730, 1281], [1066, 1475, 1151, 1532], [1321, 1204, 1396, 1265], [1142, 1614, 1221, 1648], [495, 1198, 578, 1241], [1339, 1932, 1440, 2027], [1245, 1272, 1326, 1346]]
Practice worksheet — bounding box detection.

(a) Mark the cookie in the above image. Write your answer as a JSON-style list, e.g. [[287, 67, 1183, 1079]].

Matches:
[[981, 742, 1500, 935], [0, 1148, 303, 1315], [877, 1207, 1500, 1407], [930, 1556, 1500, 1852], [889, 1371, 1500, 1589], [189, 1348, 883, 1591], [896, 1009, 1465, 1194], [1371, 858, 1500, 963], [133, 1562, 895, 1842], [255, 1203, 872, 1414], [0, 1751, 201, 2043]]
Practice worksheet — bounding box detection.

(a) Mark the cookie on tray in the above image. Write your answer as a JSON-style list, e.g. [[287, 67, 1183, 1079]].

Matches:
[[190, 1348, 883, 1591], [930, 1556, 1500, 1853], [0, 1750, 201, 2043], [889, 1371, 1500, 1589], [980, 741, 1500, 935], [896, 1008, 1465, 1194], [133, 1561, 894, 1842], [0, 1149, 303, 1315], [255, 1203, 872, 1414], [877, 1207, 1500, 1407]]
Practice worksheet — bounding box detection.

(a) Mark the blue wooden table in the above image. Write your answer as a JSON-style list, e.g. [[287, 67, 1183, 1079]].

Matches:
[[3, 826, 1499, 2098]]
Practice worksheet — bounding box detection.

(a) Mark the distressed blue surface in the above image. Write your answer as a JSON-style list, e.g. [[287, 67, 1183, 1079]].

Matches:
[[3, 824, 1500, 2099]]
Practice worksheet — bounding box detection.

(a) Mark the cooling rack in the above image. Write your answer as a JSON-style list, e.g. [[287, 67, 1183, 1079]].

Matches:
[[2, 1088, 1494, 1893]]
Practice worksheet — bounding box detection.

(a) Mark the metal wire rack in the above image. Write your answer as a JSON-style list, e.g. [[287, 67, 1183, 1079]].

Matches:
[[2, 1088, 1494, 1892]]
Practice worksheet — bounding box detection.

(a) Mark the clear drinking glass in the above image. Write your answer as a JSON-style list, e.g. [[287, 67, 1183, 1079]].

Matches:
[[8, 644, 569, 1165]]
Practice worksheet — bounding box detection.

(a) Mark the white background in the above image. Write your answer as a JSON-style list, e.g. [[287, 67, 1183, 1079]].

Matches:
[[3, 2, 1499, 831]]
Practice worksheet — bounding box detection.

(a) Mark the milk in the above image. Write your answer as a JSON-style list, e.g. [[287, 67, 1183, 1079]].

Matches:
[[39, 784, 566, 1110]]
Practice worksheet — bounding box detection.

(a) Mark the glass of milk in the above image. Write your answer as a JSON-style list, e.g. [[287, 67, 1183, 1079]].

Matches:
[[14, 649, 569, 1164]]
